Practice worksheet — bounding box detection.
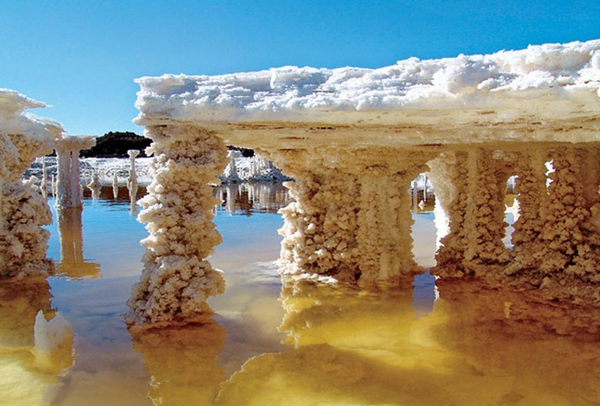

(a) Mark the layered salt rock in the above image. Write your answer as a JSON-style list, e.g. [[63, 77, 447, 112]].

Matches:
[[136, 39, 600, 142], [132, 40, 600, 322], [0, 90, 62, 276], [127, 125, 228, 325]]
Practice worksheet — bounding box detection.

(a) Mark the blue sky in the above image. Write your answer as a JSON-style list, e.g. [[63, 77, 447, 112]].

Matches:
[[1, 0, 599, 135]]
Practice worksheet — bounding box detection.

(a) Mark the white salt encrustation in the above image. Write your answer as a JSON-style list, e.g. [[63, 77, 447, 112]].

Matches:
[[0, 90, 62, 276], [132, 39, 600, 323]]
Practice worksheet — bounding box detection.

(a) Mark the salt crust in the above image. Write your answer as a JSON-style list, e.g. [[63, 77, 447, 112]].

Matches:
[[135, 40, 600, 130], [0, 90, 62, 276]]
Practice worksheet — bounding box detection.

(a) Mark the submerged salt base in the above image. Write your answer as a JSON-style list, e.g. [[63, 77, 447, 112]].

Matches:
[[132, 39, 600, 324]]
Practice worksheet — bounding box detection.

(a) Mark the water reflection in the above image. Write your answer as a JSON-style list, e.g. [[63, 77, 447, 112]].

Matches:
[[131, 319, 226, 406], [214, 182, 292, 215], [0, 277, 74, 406], [215, 275, 600, 406], [56, 208, 101, 279]]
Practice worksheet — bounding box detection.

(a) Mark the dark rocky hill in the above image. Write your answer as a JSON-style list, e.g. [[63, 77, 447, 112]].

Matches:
[[80, 132, 152, 158]]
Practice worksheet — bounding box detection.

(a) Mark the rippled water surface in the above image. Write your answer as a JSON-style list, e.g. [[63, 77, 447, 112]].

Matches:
[[1, 183, 599, 406]]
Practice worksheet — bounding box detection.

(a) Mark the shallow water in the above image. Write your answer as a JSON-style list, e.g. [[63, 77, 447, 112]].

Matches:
[[1, 183, 599, 406]]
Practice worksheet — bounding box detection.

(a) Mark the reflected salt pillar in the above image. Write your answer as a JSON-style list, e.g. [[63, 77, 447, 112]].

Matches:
[[217, 277, 416, 405], [128, 125, 228, 325], [56, 207, 100, 279], [127, 149, 140, 214], [54, 136, 96, 208], [425, 279, 600, 404], [131, 322, 226, 405]]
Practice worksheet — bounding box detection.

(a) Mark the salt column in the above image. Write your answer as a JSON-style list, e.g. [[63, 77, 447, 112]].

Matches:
[[87, 171, 101, 199], [127, 149, 140, 213], [128, 125, 228, 325], [112, 173, 119, 199], [54, 136, 96, 209]]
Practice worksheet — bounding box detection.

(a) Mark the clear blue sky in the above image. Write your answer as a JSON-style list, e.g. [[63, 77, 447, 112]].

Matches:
[[1, 0, 598, 135]]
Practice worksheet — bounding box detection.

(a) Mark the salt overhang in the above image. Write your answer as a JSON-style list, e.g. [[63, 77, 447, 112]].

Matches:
[[135, 39, 600, 149]]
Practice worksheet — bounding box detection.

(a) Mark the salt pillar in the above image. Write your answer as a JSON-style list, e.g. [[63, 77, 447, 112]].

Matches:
[[278, 169, 361, 282], [433, 148, 511, 276], [41, 157, 48, 199], [87, 171, 102, 199], [127, 149, 140, 213], [356, 169, 422, 282], [112, 173, 119, 199], [1, 134, 54, 276], [270, 146, 430, 284], [506, 149, 549, 273], [128, 125, 228, 325], [54, 136, 96, 209]]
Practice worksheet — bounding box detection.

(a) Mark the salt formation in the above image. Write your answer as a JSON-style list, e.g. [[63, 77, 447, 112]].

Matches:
[[0, 278, 74, 404], [40, 157, 48, 198], [127, 125, 228, 325], [54, 136, 96, 208], [32, 310, 74, 373], [87, 171, 102, 199], [133, 39, 600, 323], [0, 90, 62, 276], [112, 173, 119, 199], [127, 149, 140, 213]]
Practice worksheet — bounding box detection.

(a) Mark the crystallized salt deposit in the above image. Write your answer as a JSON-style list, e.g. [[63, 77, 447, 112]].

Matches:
[[135, 40, 600, 134], [130, 39, 600, 325], [0, 90, 62, 276]]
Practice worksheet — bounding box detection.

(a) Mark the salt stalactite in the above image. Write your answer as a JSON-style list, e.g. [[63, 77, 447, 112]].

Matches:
[[127, 149, 140, 214], [127, 125, 228, 326], [87, 171, 102, 199], [56, 207, 100, 278], [54, 136, 96, 209], [112, 173, 119, 199]]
